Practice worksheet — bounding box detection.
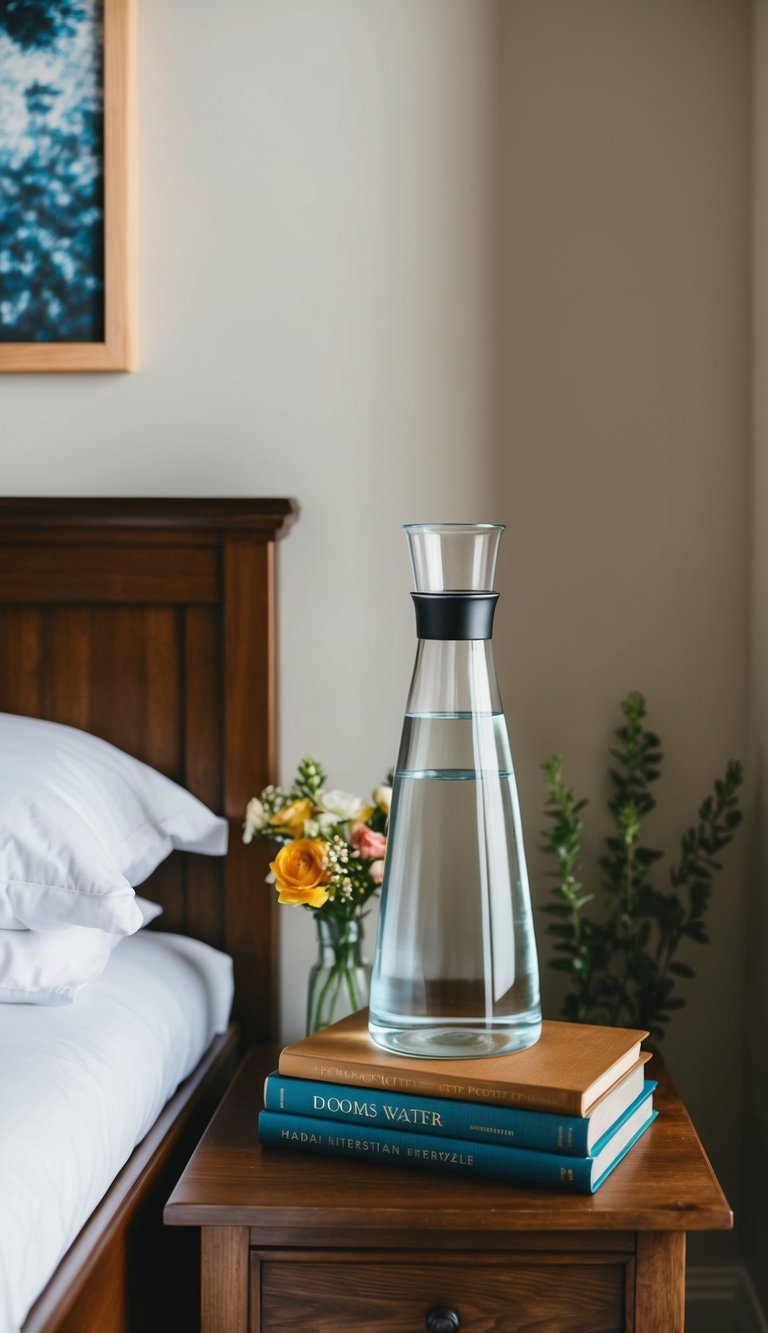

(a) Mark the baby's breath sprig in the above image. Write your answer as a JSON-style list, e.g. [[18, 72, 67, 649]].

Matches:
[[324, 834, 354, 905], [260, 784, 287, 817], [324, 834, 376, 910]]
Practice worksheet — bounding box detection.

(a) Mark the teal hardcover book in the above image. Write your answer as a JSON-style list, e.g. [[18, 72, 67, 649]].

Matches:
[[263, 1065, 653, 1158], [258, 1082, 657, 1194]]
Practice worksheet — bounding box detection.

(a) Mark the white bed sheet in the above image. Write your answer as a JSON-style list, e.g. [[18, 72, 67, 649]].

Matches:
[[0, 930, 234, 1333]]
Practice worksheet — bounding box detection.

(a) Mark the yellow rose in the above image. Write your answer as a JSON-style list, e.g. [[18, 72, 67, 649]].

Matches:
[[270, 838, 330, 908], [270, 797, 315, 839]]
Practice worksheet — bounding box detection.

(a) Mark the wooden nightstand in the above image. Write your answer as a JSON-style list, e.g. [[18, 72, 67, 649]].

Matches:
[[164, 1045, 731, 1332]]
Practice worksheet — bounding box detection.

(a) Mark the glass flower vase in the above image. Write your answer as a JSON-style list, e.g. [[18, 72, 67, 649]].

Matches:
[[306, 914, 371, 1036], [369, 522, 542, 1059]]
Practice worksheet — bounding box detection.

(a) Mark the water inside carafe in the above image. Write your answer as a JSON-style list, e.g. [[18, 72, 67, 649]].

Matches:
[[369, 711, 541, 1058]]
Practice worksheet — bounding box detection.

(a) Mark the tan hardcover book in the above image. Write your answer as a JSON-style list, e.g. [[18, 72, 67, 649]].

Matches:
[[278, 1010, 649, 1116]]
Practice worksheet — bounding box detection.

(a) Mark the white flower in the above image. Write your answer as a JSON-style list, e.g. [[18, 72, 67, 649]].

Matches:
[[243, 796, 268, 843], [373, 785, 392, 816], [303, 818, 320, 838], [317, 789, 367, 822], [314, 811, 339, 834]]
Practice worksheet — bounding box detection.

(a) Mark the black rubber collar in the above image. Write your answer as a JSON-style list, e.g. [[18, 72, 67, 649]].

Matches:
[[411, 592, 499, 640]]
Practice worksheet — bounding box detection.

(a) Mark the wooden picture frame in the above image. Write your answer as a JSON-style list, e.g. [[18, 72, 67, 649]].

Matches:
[[0, 0, 137, 373]]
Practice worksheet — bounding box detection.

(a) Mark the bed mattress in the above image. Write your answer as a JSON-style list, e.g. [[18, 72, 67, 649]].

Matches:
[[0, 930, 234, 1333]]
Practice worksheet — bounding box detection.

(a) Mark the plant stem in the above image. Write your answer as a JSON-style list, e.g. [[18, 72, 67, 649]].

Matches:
[[307, 915, 369, 1034]]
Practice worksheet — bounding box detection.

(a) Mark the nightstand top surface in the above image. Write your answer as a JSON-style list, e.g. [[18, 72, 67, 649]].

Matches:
[[164, 1044, 732, 1238]]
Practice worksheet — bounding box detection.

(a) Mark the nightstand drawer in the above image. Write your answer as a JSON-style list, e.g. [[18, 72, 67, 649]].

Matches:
[[258, 1252, 629, 1331]]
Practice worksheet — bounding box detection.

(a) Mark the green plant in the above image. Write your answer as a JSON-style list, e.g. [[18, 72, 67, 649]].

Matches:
[[540, 691, 743, 1039]]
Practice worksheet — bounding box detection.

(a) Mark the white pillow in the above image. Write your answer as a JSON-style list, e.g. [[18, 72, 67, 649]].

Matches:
[[0, 897, 163, 1006], [0, 713, 228, 934]]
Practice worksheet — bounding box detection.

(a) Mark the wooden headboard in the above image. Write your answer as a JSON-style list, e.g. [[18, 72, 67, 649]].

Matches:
[[0, 498, 297, 1043]]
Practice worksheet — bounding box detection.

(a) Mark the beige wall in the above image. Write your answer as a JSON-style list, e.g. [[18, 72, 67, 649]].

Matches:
[[499, 0, 751, 1261], [744, 0, 768, 1306]]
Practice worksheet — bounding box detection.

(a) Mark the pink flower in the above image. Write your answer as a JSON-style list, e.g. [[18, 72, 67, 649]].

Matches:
[[350, 823, 387, 860], [369, 859, 386, 884]]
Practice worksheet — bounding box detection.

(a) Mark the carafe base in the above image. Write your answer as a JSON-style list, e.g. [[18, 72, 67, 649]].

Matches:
[[368, 1011, 542, 1060]]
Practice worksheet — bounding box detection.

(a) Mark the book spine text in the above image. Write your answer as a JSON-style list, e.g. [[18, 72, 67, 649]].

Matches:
[[264, 1074, 590, 1155], [258, 1110, 594, 1192]]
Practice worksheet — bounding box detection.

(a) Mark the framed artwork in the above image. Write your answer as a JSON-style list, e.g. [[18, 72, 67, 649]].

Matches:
[[0, 0, 136, 372]]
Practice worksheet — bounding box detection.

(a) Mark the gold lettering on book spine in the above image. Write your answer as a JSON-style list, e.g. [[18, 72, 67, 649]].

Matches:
[[327, 1134, 400, 1155], [313, 1064, 525, 1102]]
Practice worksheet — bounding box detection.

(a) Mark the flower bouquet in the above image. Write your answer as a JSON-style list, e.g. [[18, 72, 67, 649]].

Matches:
[[243, 757, 391, 1034]]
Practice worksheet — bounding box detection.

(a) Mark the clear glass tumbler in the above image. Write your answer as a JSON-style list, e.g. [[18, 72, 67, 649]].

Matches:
[[369, 523, 542, 1059]]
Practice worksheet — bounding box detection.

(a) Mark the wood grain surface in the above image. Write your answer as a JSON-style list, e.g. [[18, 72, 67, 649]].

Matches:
[[202, 1229, 250, 1333], [259, 1253, 629, 1331], [634, 1231, 685, 1331]]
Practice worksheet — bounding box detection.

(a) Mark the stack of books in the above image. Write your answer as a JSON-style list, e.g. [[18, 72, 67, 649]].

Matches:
[[258, 1010, 658, 1195]]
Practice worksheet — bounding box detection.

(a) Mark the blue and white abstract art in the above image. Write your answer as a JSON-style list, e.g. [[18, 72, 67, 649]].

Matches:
[[0, 0, 104, 342]]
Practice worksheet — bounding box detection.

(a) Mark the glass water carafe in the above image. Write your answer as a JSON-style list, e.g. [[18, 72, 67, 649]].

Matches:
[[369, 523, 542, 1059]]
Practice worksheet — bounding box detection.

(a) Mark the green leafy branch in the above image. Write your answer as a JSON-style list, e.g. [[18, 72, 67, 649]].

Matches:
[[540, 691, 743, 1039], [294, 756, 326, 802]]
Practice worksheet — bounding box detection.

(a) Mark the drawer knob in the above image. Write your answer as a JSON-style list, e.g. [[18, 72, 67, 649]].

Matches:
[[426, 1308, 460, 1333]]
